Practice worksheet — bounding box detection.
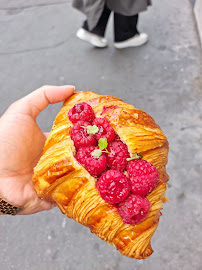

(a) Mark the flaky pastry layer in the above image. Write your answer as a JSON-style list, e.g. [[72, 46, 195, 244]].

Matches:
[[33, 91, 169, 259]]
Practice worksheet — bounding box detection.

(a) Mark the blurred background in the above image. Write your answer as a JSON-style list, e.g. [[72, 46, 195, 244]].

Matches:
[[0, 0, 202, 269]]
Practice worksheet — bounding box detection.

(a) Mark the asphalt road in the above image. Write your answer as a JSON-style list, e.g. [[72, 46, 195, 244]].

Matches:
[[0, 0, 202, 270]]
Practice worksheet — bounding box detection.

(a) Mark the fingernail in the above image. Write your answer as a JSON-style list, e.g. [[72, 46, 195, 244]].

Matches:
[[60, 85, 75, 91]]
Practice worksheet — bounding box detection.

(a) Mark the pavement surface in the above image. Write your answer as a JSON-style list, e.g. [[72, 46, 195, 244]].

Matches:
[[0, 0, 202, 270]]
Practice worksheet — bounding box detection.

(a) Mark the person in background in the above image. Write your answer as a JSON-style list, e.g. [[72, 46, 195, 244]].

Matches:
[[73, 0, 151, 49], [0, 85, 75, 215]]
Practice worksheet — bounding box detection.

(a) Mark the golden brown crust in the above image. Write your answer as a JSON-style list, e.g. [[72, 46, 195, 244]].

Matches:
[[33, 91, 169, 259]]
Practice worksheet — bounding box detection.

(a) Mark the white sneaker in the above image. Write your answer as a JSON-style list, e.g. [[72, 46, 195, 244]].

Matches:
[[76, 28, 108, 48], [114, 33, 148, 49]]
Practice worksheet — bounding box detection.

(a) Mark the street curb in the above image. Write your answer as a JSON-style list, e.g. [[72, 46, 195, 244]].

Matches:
[[194, 0, 202, 45]]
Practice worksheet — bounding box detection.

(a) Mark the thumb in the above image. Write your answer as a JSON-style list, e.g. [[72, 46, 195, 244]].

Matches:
[[7, 85, 75, 118]]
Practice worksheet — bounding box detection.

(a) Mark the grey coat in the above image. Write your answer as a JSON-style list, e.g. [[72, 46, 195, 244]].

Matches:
[[72, 0, 151, 30]]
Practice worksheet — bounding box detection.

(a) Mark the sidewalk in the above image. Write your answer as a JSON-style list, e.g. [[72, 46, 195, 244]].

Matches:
[[0, 1, 201, 270]]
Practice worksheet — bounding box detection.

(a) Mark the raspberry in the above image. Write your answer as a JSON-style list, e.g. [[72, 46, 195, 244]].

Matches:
[[114, 133, 122, 142], [127, 160, 159, 196], [68, 102, 95, 124], [97, 170, 130, 204], [76, 146, 107, 177], [92, 118, 115, 143], [106, 142, 130, 171], [70, 121, 96, 149], [117, 194, 150, 225]]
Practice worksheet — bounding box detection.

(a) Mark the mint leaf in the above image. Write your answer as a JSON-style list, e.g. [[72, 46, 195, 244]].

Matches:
[[86, 125, 99, 135], [126, 157, 135, 161], [137, 153, 143, 159], [98, 138, 108, 150], [126, 153, 143, 161], [92, 149, 102, 158]]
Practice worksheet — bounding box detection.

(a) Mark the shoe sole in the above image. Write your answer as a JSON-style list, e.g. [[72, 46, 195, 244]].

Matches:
[[114, 35, 148, 49]]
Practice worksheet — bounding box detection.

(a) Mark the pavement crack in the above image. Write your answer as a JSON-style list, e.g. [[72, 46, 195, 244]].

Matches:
[[180, 125, 200, 131], [0, 38, 70, 55], [0, 1, 70, 11]]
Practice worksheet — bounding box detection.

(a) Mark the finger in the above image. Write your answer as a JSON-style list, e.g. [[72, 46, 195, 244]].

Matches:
[[8, 85, 75, 118], [19, 199, 56, 215], [44, 132, 49, 139]]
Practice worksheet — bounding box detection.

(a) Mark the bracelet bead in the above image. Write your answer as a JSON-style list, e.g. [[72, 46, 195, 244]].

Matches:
[[0, 198, 23, 215]]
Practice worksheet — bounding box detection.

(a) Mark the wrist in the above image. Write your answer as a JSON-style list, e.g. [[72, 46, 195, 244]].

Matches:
[[0, 177, 24, 215]]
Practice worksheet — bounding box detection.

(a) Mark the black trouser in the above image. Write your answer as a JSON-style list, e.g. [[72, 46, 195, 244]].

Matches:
[[83, 4, 139, 42]]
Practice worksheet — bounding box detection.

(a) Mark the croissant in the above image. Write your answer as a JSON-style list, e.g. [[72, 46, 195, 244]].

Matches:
[[33, 91, 169, 259]]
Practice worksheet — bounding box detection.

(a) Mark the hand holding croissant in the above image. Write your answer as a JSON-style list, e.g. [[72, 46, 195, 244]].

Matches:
[[0, 87, 169, 259]]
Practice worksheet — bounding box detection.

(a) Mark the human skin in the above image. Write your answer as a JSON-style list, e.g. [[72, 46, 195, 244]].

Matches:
[[0, 85, 75, 215]]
